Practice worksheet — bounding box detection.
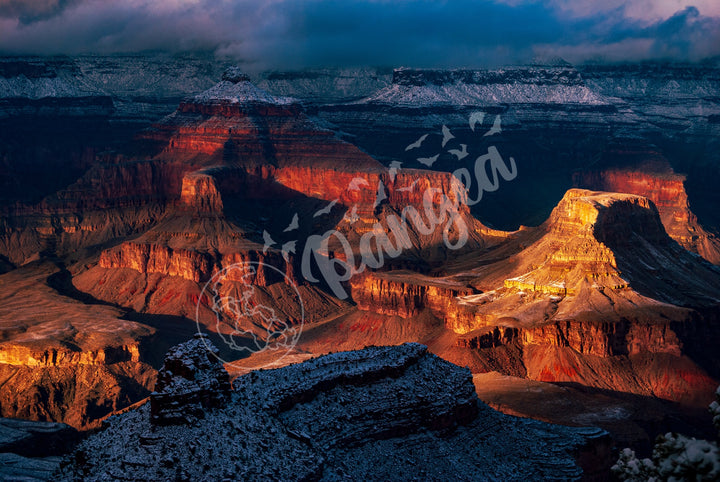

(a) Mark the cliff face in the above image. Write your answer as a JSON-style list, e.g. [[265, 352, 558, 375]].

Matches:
[[351, 272, 473, 318], [70, 73, 491, 334], [99, 242, 214, 284], [575, 157, 720, 264], [1, 70, 488, 271], [0, 264, 156, 429], [351, 189, 720, 404]]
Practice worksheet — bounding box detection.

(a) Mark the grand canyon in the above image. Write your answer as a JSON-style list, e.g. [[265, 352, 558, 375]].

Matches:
[[1, 10, 720, 479]]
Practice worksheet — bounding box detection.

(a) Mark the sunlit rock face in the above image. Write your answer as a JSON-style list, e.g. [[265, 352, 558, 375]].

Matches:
[[58, 341, 611, 481], [0, 264, 156, 430], [351, 188, 720, 405], [72, 70, 493, 327], [351, 272, 474, 318], [575, 156, 720, 264]]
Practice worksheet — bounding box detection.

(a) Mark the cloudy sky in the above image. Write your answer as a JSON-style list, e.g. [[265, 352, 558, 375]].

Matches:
[[0, 0, 718, 67]]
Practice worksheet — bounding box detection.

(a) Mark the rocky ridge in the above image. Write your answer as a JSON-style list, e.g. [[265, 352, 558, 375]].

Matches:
[[57, 339, 611, 481]]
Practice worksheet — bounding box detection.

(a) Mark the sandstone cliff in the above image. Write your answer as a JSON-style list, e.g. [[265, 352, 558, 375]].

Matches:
[[575, 155, 720, 264], [0, 264, 156, 429], [350, 189, 720, 405]]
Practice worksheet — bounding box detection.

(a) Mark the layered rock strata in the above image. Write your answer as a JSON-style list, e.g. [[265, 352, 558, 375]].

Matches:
[[351, 189, 720, 404]]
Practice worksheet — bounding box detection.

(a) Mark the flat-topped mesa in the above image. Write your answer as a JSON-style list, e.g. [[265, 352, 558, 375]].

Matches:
[[550, 188, 668, 249], [506, 189, 667, 295], [448, 188, 720, 330], [363, 66, 607, 106], [496, 189, 714, 304], [355, 188, 720, 341], [392, 66, 585, 87]]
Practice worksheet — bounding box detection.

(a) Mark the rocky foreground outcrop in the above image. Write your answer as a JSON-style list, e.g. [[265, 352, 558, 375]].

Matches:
[[57, 338, 611, 481], [0, 418, 79, 482]]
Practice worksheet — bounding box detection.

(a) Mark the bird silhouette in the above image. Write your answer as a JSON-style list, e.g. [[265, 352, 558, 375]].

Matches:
[[469, 111, 485, 132], [417, 154, 439, 167], [441, 125, 455, 148], [397, 179, 420, 192], [343, 205, 359, 224], [405, 133, 429, 151], [388, 161, 402, 181], [348, 177, 370, 191], [313, 199, 338, 217], [484, 115, 501, 137], [283, 213, 299, 232], [262, 230, 276, 253], [281, 240, 296, 262], [374, 181, 387, 209], [448, 144, 468, 160]]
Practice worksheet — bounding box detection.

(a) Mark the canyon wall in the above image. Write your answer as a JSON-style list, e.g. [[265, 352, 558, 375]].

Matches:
[[575, 160, 720, 264]]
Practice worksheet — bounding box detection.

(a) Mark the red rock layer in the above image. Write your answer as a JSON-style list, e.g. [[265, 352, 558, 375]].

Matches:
[[350, 271, 473, 318], [350, 189, 720, 404], [0, 264, 157, 429], [574, 158, 720, 264]]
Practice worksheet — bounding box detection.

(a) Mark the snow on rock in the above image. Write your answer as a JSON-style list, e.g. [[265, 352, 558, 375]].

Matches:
[[0, 418, 79, 481], [192, 67, 296, 106], [359, 67, 612, 106], [255, 67, 393, 104], [150, 334, 231, 426], [57, 340, 611, 480]]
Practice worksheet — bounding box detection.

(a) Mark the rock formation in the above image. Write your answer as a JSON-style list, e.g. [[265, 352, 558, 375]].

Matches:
[[57, 341, 611, 481], [2, 57, 720, 468], [150, 334, 231, 425], [574, 156, 720, 264], [351, 189, 720, 405], [66, 69, 490, 329], [0, 417, 79, 481], [0, 263, 156, 429]]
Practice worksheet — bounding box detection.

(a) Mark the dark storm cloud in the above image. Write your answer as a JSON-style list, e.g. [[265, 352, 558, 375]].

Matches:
[[0, 0, 82, 24], [648, 6, 720, 59], [265, 0, 566, 66], [0, 1, 718, 66]]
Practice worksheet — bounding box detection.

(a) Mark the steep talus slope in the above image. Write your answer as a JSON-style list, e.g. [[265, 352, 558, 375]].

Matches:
[[57, 339, 610, 481]]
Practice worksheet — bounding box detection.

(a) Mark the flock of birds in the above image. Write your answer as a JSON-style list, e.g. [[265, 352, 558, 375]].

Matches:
[[409, 113, 502, 167], [262, 113, 502, 261]]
